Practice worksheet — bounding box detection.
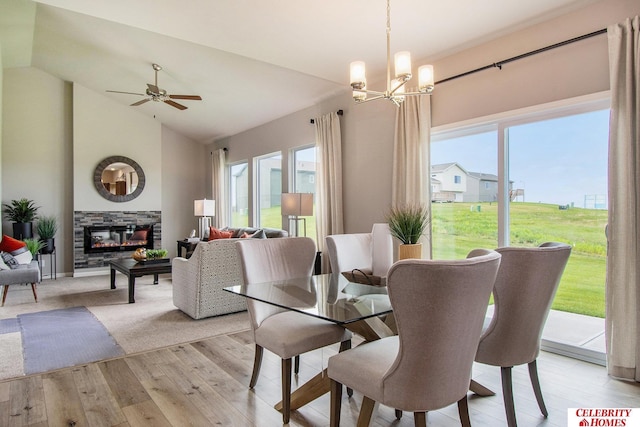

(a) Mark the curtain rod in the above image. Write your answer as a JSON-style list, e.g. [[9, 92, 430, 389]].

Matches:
[[435, 28, 607, 86], [310, 109, 343, 124]]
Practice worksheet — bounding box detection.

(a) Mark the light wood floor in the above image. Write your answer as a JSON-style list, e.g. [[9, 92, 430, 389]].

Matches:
[[1, 329, 638, 427]]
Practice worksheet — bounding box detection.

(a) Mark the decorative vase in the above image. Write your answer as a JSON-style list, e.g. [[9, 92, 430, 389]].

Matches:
[[13, 222, 33, 240], [41, 238, 55, 254], [399, 243, 422, 260]]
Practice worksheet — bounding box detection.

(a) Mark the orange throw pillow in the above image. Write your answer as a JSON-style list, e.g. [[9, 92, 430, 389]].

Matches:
[[208, 226, 233, 240], [0, 235, 27, 252]]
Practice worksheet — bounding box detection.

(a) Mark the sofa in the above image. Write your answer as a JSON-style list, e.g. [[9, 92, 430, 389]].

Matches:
[[204, 226, 289, 240]]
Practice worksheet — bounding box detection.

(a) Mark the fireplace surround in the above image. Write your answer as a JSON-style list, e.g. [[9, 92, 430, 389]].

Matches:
[[74, 210, 161, 270]]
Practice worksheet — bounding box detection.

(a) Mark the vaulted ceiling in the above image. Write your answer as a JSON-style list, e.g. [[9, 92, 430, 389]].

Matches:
[[1, 0, 595, 143]]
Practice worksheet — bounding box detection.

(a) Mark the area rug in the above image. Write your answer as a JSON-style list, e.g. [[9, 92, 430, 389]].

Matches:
[[18, 306, 124, 374]]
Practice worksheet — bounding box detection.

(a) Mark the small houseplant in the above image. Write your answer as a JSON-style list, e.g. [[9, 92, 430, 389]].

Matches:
[[23, 238, 46, 257], [386, 203, 431, 259], [36, 215, 58, 254], [3, 198, 39, 239]]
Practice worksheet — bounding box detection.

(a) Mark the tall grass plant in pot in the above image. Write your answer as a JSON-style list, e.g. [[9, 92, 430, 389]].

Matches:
[[36, 215, 58, 254], [386, 203, 431, 260]]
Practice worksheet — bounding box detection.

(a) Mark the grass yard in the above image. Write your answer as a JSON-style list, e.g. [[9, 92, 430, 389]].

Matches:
[[432, 202, 607, 317]]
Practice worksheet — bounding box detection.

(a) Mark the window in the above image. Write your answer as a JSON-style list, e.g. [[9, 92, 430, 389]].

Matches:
[[292, 146, 317, 239], [454, 175, 461, 184], [229, 162, 249, 227], [255, 153, 282, 229]]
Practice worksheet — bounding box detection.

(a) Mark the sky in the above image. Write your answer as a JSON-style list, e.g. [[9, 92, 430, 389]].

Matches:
[[431, 109, 609, 208]]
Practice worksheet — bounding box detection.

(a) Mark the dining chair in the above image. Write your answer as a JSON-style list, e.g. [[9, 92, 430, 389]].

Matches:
[[474, 242, 572, 427], [235, 237, 352, 424], [328, 249, 501, 427]]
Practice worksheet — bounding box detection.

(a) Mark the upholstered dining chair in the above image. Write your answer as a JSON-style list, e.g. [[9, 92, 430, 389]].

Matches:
[[235, 237, 352, 424], [474, 242, 572, 427], [328, 249, 502, 427]]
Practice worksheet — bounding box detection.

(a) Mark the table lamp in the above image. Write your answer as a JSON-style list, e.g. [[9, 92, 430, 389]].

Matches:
[[281, 193, 313, 237], [194, 199, 215, 239]]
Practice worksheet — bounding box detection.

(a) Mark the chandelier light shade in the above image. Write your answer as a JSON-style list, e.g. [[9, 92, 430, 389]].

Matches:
[[349, 0, 435, 106]]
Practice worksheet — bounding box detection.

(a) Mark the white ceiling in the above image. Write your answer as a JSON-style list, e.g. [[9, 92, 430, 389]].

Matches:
[[1, 0, 594, 143]]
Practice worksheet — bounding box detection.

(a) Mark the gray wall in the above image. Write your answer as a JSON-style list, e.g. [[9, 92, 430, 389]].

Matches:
[[211, 0, 638, 234]]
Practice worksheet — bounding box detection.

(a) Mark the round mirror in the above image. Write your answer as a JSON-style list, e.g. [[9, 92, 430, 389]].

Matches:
[[93, 156, 145, 202]]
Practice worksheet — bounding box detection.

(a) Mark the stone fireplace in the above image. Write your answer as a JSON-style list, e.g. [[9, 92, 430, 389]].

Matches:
[[74, 211, 161, 270]]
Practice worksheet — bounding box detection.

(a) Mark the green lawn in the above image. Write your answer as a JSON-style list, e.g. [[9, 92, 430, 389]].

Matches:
[[432, 202, 607, 317]]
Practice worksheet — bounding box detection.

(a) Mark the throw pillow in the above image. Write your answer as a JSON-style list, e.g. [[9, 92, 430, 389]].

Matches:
[[0, 253, 10, 270], [11, 246, 33, 264], [250, 229, 267, 239], [1, 252, 20, 269], [0, 235, 27, 253], [208, 226, 233, 240]]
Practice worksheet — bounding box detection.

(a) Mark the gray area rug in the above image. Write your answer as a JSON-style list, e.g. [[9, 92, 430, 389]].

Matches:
[[18, 306, 125, 374], [0, 318, 20, 334]]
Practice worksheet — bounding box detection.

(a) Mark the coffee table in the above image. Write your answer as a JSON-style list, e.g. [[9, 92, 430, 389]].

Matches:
[[108, 258, 172, 303]]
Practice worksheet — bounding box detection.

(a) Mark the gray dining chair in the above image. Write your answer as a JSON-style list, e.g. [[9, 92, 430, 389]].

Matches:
[[474, 242, 572, 427], [328, 249, 501, 427], [235, 237, 352, 424]]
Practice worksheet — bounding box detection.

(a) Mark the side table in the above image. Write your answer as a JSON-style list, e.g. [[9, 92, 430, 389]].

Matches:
[[176, 239, 199, 258], [37, 248, 57, 280]]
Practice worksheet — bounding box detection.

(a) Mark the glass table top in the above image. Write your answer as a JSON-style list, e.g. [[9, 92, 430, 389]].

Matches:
[[224, 273, 391, 325]]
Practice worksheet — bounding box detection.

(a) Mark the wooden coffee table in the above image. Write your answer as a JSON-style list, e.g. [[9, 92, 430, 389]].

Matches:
[[108, 258, 172, 303]]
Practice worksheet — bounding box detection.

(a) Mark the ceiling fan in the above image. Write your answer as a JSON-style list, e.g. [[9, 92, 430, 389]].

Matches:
[[106, 63, 202, 110]]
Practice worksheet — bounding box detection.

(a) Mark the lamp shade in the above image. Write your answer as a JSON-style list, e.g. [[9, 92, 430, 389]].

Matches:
[[281, 193, 313, 216], [194, 199, 215, 217]]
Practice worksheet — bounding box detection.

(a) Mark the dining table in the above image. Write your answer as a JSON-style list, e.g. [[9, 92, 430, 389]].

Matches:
[[223, 272, 494, 414]]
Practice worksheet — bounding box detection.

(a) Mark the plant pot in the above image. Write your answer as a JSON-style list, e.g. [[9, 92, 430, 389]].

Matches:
[[13, 222, 33, 240], [41, 238, 55, 254], [399, 243, 422, 260]]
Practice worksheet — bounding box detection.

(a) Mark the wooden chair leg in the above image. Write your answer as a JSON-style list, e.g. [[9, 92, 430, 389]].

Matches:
[[339, 340, 354, 397], [249, 344, 263, 389], [294, 355, 300, 374], [501, 366, 518, 427], [457, 395, 471, 427], [281, 358, 292, 424], [395, 409, 403, 419], [1, 285, 8, 307], [330, 379, 343, 427], [528, 360, 548, 417], [356, 396, 376, 427], [31, 283, 38, 303], [414, 412, 427, 427]]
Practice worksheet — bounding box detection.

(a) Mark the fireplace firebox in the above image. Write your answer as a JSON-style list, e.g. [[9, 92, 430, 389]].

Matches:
[[84, 224, 154, 254]]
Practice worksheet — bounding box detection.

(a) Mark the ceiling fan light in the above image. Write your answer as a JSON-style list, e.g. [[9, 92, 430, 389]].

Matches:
[[353, 90, 367, 102], [394, 51, 412, 81]]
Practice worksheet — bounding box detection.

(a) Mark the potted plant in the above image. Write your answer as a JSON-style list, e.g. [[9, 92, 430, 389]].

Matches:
[[2, 198, 40, 239], [23, 238, 46, 257], [386, 203, 431, 260], [36, 215, 58, 254]]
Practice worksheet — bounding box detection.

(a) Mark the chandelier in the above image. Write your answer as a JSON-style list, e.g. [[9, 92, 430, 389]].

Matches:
[[349, 0, 434, 106]]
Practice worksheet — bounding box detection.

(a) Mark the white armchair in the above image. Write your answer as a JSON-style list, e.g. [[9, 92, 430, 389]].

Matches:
[[325, 223, 394, 281], [172, 239, 247, 319]]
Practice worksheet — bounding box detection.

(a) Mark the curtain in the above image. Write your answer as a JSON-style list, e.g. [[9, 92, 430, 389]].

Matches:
[[315, 111, 344, 262], [606, 15, 639, 381], [211, 148, 228, 228], [392, 95, 432, 258]]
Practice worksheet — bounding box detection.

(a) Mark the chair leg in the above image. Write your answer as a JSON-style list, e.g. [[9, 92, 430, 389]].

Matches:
[[330, 379, 343, 427], [339, 340, 354, 397], [249, 344, 263, 389], [281, 358, 292, 424], [31, 283, 38, 303], [1, 285, 8, 307], [457, 395, 471, 427], [357, 396, 376, 427], [294, 355, 300, 374], [395, 409, 403, 419], [414, 412, 427, 427], [501, 366, 518, 427], [528, 360, 548, 417]]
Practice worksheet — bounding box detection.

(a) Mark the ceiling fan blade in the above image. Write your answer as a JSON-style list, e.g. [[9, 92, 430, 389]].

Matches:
[[131, 99, 151, 107], [147, 83, 160, 94], [169, 95, 202, 100], [164, 99, 188, 110], [106, 90, 146, 96]]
